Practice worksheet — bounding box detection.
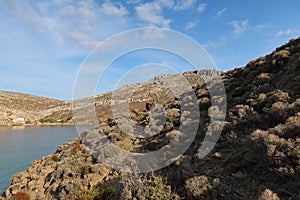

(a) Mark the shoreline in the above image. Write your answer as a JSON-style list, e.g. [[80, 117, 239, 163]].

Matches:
[[0, 121, 96, 127], [0, 123, 75, 127], [0, 127, 85, 198], [0, 123, 93, 130]]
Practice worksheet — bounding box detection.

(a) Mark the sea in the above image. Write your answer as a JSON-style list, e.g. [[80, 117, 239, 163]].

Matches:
[[0, 126, 89, 194]]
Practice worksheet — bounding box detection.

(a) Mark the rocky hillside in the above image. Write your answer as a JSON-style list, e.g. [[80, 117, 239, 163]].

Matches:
[[0, 91, 72, 126], [1, 37, 300, 199], [0, 71, 208, 126]]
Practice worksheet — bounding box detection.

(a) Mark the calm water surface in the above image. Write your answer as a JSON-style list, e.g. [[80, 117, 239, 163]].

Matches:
[[0, 126, 89, 194]]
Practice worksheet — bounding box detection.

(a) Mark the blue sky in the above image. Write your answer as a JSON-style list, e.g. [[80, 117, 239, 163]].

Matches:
[[0, 0, 300, 99]]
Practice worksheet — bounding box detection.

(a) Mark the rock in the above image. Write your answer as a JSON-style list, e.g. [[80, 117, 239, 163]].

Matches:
[[259, 189, 280, 200], [214, 152, 222, 158]]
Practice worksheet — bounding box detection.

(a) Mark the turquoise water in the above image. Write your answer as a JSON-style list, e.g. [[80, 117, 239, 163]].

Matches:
[[0, 126, 89, 195]]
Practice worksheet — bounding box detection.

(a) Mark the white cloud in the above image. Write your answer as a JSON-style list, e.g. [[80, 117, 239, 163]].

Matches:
[[60, 3, 96, 20], [125, 0, 141, 4], [253, 24, 265, 30], [197, 3, 206, 13], [59, 1, 97, 32], [0, 1, 135, 98], [142, 28, 166, 41], [65, 31, 99, 48], [215, 8, 228, 18], [203, 36, 226, 48], [135, 2, 172, 28], [186, 19, 199, 30], [230, 19, 248, 34], [2, 1, 49, 33], [276, 29, 300, 37], [173, 0, 196, 11], [60, 1, 97, 19], [137, 0, 197, 13], [0, 0, 131, 55], [157, 0, 174, 8], [101, 2, 128, 17], [50, 0, 73, 6], [54, 1, 129, 49]]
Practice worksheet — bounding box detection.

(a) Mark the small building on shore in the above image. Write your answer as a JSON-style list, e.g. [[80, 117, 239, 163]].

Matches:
[[12, 117, 25, 123]]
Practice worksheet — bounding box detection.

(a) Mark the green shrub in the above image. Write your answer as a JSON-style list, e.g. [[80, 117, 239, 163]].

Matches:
[[75, 185, 114, 200], [95, 187, 115, 200], [39, 118, 56, 123], [147, 177, 179, 200], [66, 116, 72, 121], [25, 120, 31, 124], [76, 190, 98, 200], [51, 154, 60, 162]]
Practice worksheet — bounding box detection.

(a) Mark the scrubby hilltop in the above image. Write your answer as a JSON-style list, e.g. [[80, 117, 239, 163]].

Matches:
[[1, 37, 300, 199], [0, 91, 73, 125]]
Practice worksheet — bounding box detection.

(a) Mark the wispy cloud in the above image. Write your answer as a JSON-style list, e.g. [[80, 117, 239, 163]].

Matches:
[[215, 8, 228, 18], [203, 36, 226, 48], [64, 31, 99, 48], [253, 24, 265, 30], [125, 0, 141, 4], [1, 0, 129, 52], [173, 0, 196, 11], [0, 0, 132, 99], [157, 0, 174, 8], [135, 0, 200, 27], [135, 2, 172, 28], [276, 29, 300, 37], [197, 3, 207, 13], [186, 19, 199, 30], [1, 1, 52, 33], [101, 2, 128, 17], [230, 19, 248, 34]]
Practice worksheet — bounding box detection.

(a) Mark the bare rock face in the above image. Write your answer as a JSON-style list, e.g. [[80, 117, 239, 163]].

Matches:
[[2, 37, 300, 199]]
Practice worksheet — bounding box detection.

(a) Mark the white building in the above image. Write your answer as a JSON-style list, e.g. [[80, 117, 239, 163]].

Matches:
[[12, 117, 25, 123]]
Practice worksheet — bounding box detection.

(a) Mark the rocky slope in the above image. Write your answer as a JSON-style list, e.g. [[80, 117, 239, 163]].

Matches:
[[0, 91, 72, 126], [1, 37, 300, 199], [0, 71, 204, 126]]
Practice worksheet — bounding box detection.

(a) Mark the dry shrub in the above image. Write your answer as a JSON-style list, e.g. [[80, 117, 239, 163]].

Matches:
[[251, 114, 300, 174], [259, 189, 280, 200], [119, 172, 180, 200], [13, 191, 30, 200]]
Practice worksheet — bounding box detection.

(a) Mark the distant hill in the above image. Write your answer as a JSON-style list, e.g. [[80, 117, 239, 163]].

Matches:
[[1, 37, 300, 199], [0, 91, 72, 125], [0, 69, 216, 126]]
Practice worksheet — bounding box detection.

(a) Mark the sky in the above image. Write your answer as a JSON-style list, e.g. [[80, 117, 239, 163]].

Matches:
[[0, 0, 300, 100]]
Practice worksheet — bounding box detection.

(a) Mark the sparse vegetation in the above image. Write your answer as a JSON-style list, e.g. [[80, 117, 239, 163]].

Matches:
[[119, 173, 180, 199], [39, 118, 56, 123], [147, 177, 180, 200], [75, 184, 115, 200], [51, 154, 60, 162], [13, 191, 30, 200], [79, 165, 90, 177]]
